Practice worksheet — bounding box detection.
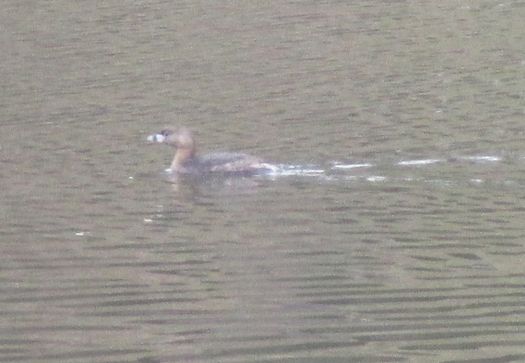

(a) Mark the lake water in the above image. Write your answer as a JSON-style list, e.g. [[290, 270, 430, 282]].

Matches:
[[2, 1, 525, 362]]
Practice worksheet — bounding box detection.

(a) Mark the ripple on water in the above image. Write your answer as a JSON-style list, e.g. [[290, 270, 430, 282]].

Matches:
[[397, 159, 444, 166]]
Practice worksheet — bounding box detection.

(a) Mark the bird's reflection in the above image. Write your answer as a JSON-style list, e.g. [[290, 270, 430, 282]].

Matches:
[[166, 172, 265, 200]]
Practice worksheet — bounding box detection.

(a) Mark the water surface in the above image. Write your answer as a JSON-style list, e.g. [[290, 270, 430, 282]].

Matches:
[[2, 1, 525, 362]]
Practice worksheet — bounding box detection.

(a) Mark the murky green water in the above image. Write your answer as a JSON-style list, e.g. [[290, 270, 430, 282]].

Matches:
[[2, 1, 525, 362]]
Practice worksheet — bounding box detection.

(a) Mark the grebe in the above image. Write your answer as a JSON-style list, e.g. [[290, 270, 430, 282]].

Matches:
[[148, 128, 274, 175]]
